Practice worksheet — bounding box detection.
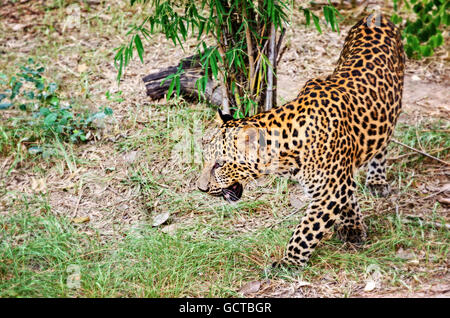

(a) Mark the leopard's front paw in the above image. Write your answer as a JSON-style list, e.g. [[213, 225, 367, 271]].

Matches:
[[271, 256, 306, 269]]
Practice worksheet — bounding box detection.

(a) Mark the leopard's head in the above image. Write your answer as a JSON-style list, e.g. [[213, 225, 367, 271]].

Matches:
[[197, 110, 263, 203]]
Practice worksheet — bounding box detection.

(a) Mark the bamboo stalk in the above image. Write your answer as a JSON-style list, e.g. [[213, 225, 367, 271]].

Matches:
[[243, 3, 255, 95], [251, 38, 269, 93], [272, 28, 285, 107], [215, 23, 230, 114], [265, 21, 276, 112]]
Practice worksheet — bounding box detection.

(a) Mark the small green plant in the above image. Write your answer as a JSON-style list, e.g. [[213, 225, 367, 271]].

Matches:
[[392, 0, 449, 59], [0, 59, 113, 155], [105, 90, 125, 103], [114, 0, 340, 117]]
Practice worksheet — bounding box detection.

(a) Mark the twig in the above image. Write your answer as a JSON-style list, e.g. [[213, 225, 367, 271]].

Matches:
[[268, 203, 308, 229], [403, 215, 450, 230], [421, 189, 447, 200], [73, 180, 84, 216], [387, 146, 450, 161], [391, 138, 450, 166]]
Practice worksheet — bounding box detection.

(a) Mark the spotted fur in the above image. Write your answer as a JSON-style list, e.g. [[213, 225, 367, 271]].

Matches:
[[197, 14, 405, 267]]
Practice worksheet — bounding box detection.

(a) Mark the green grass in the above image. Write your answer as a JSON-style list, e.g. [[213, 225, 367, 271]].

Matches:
[[0, 194, 278, 297], [1, 190, 448, 297]]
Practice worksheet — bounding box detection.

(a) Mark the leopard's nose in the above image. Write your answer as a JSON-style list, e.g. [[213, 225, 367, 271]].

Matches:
[[198, 185, 209, 192], [197, 170, 210, 192]]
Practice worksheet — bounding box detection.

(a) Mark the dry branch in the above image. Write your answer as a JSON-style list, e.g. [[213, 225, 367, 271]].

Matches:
[[268, 203, 308, 229], [391, 138, 450, 166], [142, 54, 225, 107], [403, 215, 450, 230]]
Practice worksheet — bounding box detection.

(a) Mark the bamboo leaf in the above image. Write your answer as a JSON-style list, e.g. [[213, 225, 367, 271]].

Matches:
[[303, 8, 311, 26], [134, 34, 144, 63], [167, 77, 176, 99], [312, 14, 322, 34]]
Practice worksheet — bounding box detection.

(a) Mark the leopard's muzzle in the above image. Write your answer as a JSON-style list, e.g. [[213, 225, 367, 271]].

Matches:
[[221, 182, 243, 203]]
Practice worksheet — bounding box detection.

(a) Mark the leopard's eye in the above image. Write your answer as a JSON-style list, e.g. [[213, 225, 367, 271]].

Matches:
[[212, 160, 224, 171]]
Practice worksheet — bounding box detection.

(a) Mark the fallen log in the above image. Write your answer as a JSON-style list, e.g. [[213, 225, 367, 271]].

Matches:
[[142, 54, 225, 107]]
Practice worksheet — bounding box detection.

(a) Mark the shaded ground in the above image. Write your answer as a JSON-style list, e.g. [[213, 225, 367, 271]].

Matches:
[[0, 0, 449, 297]]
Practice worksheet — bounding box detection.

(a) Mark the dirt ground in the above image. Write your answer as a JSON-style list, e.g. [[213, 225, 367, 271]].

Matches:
[[0, 0, 449, 298]]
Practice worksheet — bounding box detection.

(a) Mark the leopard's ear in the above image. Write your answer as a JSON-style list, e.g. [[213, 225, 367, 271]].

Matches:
[[215, 109, 234, 124]]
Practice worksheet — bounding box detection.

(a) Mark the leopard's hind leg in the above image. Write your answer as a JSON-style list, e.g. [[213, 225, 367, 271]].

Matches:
[[365, 146, 391, 197]]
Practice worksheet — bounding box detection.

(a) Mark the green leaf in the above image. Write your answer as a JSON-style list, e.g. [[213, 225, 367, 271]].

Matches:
[[114, 46, 125, 82], [39, 107, 50, 116], [391, 13, 402, 24], [134, 34, 145, 63], [35, 79, 45, 91], [419, 44, 433, 57], [303, 8, 311, 26], [49, 96, 60, 107], [167, 77, 176, 99], [10, 81, 23, 100], [393, 0, 399, 11], [210, 52, 218, 80], [48, 82, 58, 94], [407, 34, 420, 50], [44, 113, 57, 126], [413, 3, 423, 13], [104, 107, 113, 115], [0, 102, 12, 110], [312, 14, 322, 34], [405, 45, 415, 58]]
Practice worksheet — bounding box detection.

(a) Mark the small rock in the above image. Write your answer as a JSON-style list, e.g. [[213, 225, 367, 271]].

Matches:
[[77, 63, 88, 73], [161, 223, 179, 235], [396, 247, 416, 260], [152, 212, 170, 227], [437, 197, 450, 205], [239, 281, 261, 295], [364, 280, 377, 292], [72, 216, 90, 224], [123, 151, 139, 163]]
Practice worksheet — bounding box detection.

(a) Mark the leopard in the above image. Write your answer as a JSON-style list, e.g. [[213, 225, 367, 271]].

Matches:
[[197, 13, 405, 268]]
